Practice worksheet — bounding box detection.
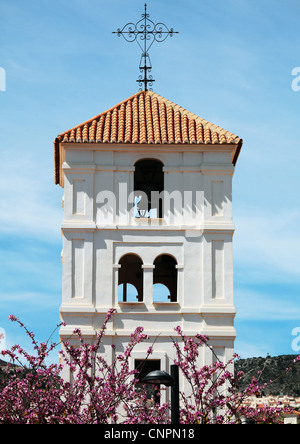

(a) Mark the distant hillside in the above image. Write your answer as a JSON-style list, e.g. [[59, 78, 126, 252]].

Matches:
[[0, 358, 21, 369], [1, 355, 300, 397], [234, 354, 300, 397]]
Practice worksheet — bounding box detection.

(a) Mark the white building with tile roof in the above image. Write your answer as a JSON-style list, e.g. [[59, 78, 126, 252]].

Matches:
[[54, 90, 243, 400]]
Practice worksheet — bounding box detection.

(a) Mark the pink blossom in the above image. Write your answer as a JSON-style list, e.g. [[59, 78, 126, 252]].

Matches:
[[0, 312, 297, 424]]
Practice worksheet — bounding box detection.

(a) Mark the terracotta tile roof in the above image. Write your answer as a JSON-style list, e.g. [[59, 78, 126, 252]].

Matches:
[[54, 90, 242, 185]]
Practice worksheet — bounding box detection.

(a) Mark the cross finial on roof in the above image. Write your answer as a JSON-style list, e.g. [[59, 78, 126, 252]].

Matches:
[[113, 3, 178, 91]]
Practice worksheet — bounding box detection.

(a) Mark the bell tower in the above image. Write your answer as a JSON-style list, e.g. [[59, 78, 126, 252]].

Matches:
[[54, 89, 243, 391]]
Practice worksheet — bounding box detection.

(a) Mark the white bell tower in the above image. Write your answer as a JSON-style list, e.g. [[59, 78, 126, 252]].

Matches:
[[54, 90, 242, 393]]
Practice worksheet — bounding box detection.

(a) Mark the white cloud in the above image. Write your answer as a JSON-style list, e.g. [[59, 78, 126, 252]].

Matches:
[[0, 291, 60, 310], [234, 208, 300, 282], [0, 148, 62, 240], [235, 287, 300, 322]]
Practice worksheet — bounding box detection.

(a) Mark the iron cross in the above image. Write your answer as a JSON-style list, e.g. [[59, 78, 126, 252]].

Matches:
[[113, 3, 178, 91]]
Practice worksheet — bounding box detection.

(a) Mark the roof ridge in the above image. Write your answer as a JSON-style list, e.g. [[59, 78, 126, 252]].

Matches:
[[56, 90, 240, 142]]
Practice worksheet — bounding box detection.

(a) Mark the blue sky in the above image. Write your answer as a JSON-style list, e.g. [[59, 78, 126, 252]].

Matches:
[[1, 0, 300, 363]]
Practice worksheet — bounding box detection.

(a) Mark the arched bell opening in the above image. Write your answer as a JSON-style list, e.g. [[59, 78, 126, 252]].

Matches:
[[118, 254, 143, 302], [134, 159, 164, 218], [153, 254, 177, 302]]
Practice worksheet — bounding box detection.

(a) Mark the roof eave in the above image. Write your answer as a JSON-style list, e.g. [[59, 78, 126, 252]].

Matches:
[[53, 138, 243, 187], [54, 137, 60, 185], [232, 138, 243, 166]]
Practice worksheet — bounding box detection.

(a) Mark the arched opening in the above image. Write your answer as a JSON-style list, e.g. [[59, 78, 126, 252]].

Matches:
[[134, 159, 164, 218], [118, 254, 143, 302], [153, 254, 177, 302]]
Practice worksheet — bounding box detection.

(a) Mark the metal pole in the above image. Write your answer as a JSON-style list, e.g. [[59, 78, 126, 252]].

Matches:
[[170, 364, 179, 424], [144, 3, 147, 90], [113, 3, 178, 91]]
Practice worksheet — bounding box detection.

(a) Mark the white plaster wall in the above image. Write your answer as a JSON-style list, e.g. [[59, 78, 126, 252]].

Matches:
[[59, 143, 237, 388]]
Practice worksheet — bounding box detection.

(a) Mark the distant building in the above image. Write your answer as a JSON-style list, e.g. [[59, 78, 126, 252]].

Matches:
[[284, 411, 300, 424]]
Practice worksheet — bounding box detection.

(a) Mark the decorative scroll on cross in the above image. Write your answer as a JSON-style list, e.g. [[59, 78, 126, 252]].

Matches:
[[113, 3, 178, 91]]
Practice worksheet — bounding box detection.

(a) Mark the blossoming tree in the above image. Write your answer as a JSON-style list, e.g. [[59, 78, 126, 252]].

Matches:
[[0, 311, 299, 424]]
